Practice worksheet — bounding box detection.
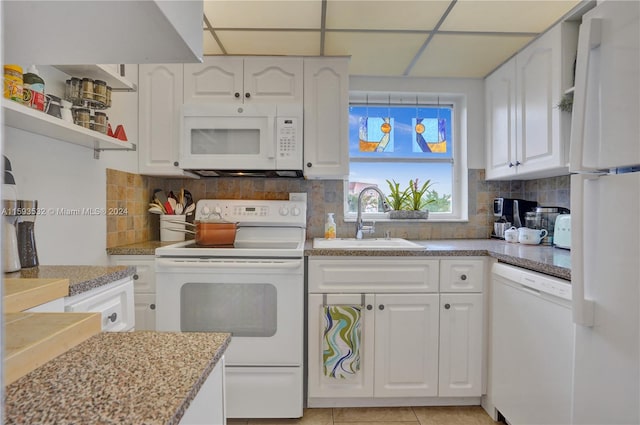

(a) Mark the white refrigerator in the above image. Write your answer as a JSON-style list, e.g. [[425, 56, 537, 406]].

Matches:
[[569, 1, 640, 424]]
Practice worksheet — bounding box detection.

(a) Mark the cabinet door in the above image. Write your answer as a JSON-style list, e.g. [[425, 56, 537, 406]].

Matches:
[[374, 293, 440, 397], [111, 256, 156, 293], [516, 26, 561, 175], [138, 64, 187, 176], [243, 57, 303, 103], [516, 23, 577, 178], [438, 293, 483, 397], [485, 59, 518, 180], [303, 57, 349, 179], [184, 56, 244, 104], [134, 292, 156, 331], [307, 293, 375, 398]]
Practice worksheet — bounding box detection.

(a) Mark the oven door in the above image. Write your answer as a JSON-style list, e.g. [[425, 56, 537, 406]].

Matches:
[[155, 257, 303, 366]]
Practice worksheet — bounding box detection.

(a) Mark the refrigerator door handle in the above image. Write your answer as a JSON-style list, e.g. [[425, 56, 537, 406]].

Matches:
[[570, 17, 603, 173], [570, 174, 595, 326]]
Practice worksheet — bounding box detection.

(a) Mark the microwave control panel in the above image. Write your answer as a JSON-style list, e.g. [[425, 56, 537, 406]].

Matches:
[[276, 117, 301, 164]]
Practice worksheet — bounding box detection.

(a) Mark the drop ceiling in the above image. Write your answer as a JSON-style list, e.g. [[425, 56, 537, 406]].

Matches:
[[202, 0, 584, 78]]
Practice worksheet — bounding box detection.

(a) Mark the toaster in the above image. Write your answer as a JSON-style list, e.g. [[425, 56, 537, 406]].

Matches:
[[554, 214, 571, 249]]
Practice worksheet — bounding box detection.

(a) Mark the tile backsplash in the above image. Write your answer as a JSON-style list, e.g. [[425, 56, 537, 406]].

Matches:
[[106, 168, 570, 246]]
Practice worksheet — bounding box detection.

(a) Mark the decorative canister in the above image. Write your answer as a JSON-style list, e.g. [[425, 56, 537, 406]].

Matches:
[[4, 64, 23, 103]]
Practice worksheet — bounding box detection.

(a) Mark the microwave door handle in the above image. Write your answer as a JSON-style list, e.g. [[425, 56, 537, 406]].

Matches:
[[267, 118, 276, 159]]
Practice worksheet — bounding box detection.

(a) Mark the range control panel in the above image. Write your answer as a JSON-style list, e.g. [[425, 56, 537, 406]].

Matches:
[[196, 199, 307, 226]]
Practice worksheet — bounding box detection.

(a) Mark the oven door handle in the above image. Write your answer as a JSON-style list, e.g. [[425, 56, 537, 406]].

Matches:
[[156, 258, 303, 269]]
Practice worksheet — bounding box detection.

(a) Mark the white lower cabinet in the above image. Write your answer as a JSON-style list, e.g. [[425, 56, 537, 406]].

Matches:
[[180, 356, 226, 425], [110, 255, 156, 331], [374, 293, 440, 397], [438, 293, 483, 397], [64, 277, 135, 332], [307, 257, 485, 405]]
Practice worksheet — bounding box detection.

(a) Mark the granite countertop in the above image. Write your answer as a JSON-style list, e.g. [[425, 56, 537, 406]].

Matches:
[[107, 240, 179, 256], [107, 238, 570, 281], [4, 331, 231, 425], [4, 265, 136, 296], [305, 239, 571, 281]]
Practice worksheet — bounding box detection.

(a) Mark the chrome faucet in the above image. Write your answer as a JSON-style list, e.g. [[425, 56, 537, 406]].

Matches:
[[356, 186, 391, 239]]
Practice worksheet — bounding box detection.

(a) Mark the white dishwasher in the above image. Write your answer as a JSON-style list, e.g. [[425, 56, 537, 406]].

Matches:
[[490, 262, 573, 425]]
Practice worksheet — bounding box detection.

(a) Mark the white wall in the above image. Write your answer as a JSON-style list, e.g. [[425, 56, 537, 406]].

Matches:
[[349, 76, 485, 168], [3, 65, 139, 266]]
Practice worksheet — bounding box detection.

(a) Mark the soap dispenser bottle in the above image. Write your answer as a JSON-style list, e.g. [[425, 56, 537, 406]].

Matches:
[[324, 213, 336, 239]]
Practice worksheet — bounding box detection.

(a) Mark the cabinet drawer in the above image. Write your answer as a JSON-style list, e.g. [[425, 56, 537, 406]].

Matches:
[[111, 256, 155, 293], [440, 259, 485, 293], [308, 258, 439, 293], [65, 277, 134, 332]]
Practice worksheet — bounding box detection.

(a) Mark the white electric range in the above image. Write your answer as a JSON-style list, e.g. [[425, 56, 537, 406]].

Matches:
[[155, 198, 306, 419]]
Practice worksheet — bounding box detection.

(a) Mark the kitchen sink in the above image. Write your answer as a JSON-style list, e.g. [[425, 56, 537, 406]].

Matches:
[[313, 238, 425, 250]]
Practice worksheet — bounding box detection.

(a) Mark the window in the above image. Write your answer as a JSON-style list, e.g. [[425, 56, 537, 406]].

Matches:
[[346, 95, 467, 221]]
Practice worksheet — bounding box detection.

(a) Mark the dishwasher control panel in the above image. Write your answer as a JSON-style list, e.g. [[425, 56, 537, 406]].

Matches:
[[494, 262, 572, 301]]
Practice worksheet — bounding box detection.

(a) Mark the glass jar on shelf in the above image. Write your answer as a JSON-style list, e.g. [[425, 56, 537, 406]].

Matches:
[[74, 108, 91, 129], [80, 77, 94, 103], [65, 77, 82, 105], [93, 111, 108, 134], [93, 79, 107, 105], [106, 86, 112, 108]]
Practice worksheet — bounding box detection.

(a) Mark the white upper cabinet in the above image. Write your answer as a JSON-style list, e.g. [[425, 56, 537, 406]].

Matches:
[[184, 57, 303, 104], [138, 64, 197, 177], [303, 57, 350, 180], [3, 1, 203, 65], [485, 21, 578, 180], [485, 60, 518, 178]]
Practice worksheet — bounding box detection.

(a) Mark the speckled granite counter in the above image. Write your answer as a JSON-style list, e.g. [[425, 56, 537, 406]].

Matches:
[[5, 265, 135, 296], [107, 240, 178, 256], [305, 239, 571, 281], [4, 331, 231, 425], [108, 238, 571, 281]]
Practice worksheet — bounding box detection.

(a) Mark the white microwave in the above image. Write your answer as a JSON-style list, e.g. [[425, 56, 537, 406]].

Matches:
[[180, 103, 303, 176]]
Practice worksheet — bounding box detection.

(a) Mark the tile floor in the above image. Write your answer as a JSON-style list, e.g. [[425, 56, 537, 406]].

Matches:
[[228, 406, 497, 425]]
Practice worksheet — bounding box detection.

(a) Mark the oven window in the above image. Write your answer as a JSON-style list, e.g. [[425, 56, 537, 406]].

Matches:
[[180, 282, 277, 336], [191, 129, 260, 155]]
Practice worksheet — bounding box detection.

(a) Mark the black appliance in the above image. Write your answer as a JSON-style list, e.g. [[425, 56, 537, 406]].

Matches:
[[494, 198, 538, 229]]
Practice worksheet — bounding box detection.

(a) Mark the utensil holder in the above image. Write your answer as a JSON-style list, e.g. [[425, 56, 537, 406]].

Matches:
[[160, 214, 186, 242]]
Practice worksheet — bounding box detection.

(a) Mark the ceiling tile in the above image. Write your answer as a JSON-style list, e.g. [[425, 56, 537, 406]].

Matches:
[[203, 0, 322, 29], [409, 33, 534, 78], [216, 30, 321, 55], [325, 31, 429, 76], [440, 0, 581, 33], [203, 32, 224, 55], [326, 0, 451, 30]]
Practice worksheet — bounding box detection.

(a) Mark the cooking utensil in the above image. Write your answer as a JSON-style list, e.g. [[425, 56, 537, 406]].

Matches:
[[184, 203, 195, 216], [174, 203, 184, 215], [168, 198, 177, 214], [164, 218, 238, 246], [148, 206, 163, 214], [183, 190, 193, 208]]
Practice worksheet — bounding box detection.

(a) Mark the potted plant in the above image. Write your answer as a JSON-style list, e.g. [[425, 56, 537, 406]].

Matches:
[[384, 179, 409, 211], [386, 178, 434, 219]]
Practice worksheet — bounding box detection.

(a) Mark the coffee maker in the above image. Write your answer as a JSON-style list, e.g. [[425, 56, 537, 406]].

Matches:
[[493, 198, 538, 238]]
